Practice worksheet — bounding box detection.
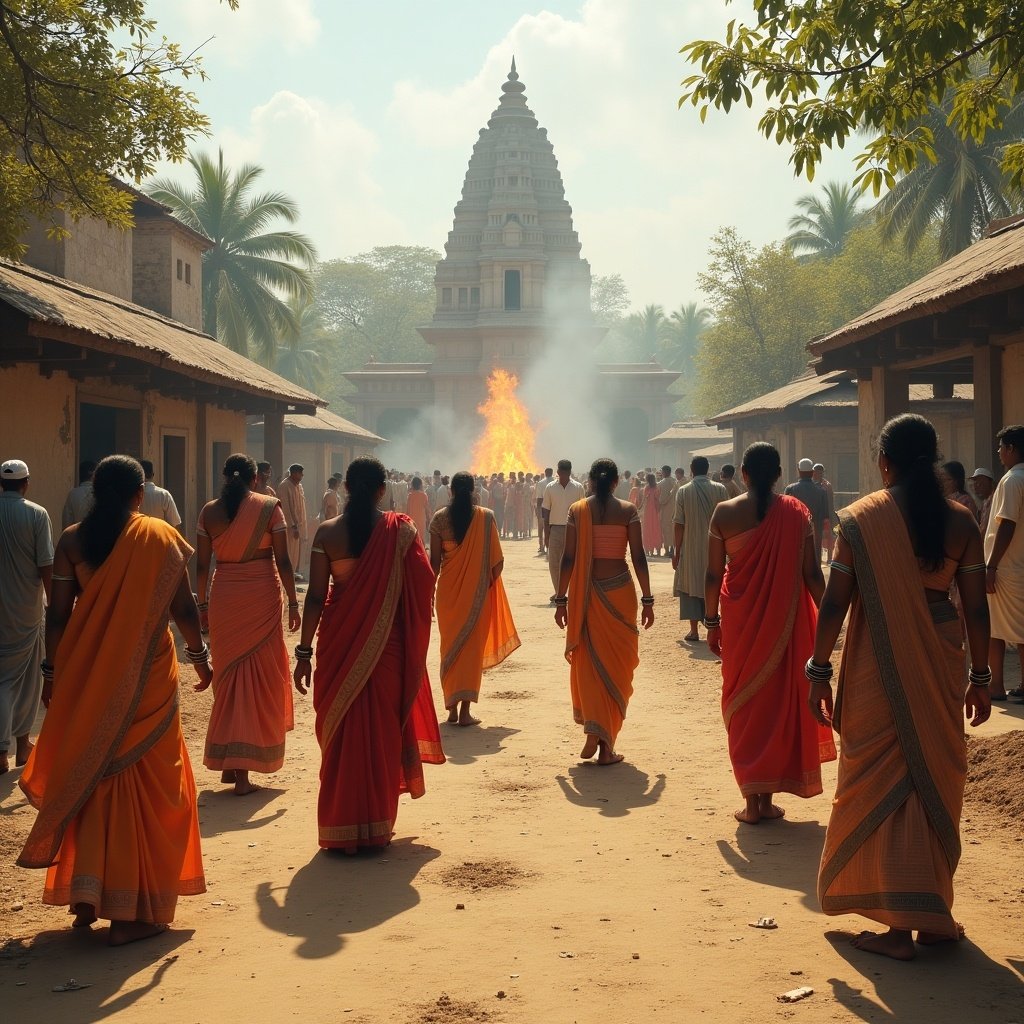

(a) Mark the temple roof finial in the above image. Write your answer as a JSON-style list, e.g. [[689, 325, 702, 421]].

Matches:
[[510, 56, 517, 78]]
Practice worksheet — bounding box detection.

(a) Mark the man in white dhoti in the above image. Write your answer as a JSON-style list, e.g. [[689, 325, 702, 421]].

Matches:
[[657, 465, 677, 558], [278, 464, 308, 580], [672, 456, 728, 643], [0, 459, 53, 773], [985, 425, 1024, 701]]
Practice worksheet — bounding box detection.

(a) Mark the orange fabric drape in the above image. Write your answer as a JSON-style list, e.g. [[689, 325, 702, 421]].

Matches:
[[203, 491, 293, 772], [19, 516, 205, 923], [436, 508, 520, 707], [313, 513, 444, 851], [720, 496, 836, 798], [566, 500, 639, 745], [818, 491, 966, 938]]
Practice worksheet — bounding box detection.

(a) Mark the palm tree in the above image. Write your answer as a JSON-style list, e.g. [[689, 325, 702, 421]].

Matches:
[[875, 95, 1024, 260], [786, 181, 864, 259], [147, 150, 317, 365], [623, 304, 667, 360], [661, 302, 712, 372], [275, 297, 325, 391]]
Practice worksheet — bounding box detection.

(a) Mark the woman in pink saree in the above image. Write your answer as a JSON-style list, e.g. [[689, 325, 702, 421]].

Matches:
[[197, 455, 301, 795]]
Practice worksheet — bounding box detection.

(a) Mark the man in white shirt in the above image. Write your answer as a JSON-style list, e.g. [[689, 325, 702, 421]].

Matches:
[[535, 467, 553, 555], [391, 472, 409, 513], [542, 459, 585, 600], [985, 424, 1024, 700], [139, 460, 182, 527], [279, 464, 308, 579], [615, 469, 632, 500], [61, 459, 95, 528], [321, 475, 342, 521]]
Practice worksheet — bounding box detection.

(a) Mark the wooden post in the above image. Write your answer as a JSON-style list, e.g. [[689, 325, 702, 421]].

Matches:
[[195, 400, 208, 509], [973, 344, 1002, 475], [265, 406, 285, 484], [857, 366, 909, 495]]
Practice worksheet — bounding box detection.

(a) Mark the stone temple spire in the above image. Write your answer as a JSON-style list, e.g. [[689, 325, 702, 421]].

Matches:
[[488, 56, 538, 128]]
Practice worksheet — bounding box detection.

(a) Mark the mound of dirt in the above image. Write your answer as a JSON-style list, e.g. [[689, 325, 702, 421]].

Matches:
[[417, 994, 494, 1023], [490, 690, 534, 701], [965, 730, 1024, 834], [438, 859, 532, 892]]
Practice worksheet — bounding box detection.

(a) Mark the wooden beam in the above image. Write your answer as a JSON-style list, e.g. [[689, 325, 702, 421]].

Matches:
[[264, 407, 285, 481], [973, 346, 1003, 475]]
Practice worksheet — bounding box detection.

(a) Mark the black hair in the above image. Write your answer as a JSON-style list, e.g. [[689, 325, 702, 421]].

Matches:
[[557, 459, 572, 472], [449, 471, 476, 544], [78, 455, 144, 568], [661, 464, 672, 475], [221, 454, 256, 521], [257, 461, 271, 474], [878, 414, 947, 571], [140, 459, 154, 479], [690, 456, 710, 476], [941, 460, 967, 493], [589, 458, 618, 504], [721, 464, 735, 479], [997, 424, 1024, 455], [345, 456, 386, 556], [645, 472, 657, 488], [288, 463, 303, 474], [1, 479, 24, 492], [741, 442, 781, 522], [79, 459, 97, 482], [411, 476, 423, 490], [544, 467, 553, 476]]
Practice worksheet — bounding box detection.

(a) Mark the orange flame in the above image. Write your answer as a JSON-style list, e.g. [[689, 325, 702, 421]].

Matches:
[[472, 369, 537, 475]]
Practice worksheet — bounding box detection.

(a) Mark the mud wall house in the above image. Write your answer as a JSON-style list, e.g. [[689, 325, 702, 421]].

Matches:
[[809, 215, 1024, 489], [247, 409, 385, 525], [706, 369, 974, 508], [0, 185, 323, 547], [647, 422, 733, 473]]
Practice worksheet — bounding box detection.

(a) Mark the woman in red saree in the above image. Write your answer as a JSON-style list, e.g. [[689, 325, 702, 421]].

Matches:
[[430, 472, 520, 726], [196, 455, 300, 795], [20, 455, 208, 945], [810, 415, 990, 960], [555, 459, 654, 764], [294, 457, 444, 853], [705, 442, 836, 824]]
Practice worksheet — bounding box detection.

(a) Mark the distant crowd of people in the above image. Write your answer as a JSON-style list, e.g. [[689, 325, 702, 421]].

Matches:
[[2, 415, 1022, 962]]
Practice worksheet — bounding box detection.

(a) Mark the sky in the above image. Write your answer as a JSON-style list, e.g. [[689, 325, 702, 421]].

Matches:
[[146, 0, 857, 311]]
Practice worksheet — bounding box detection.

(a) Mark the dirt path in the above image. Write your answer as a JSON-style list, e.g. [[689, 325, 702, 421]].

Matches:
[[2, 540, 1022, 1022]]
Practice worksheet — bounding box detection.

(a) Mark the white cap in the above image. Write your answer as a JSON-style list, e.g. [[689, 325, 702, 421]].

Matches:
[[969, 467, 994, 480], [1, 459, 29, 480], [797, 458, 814, 472]]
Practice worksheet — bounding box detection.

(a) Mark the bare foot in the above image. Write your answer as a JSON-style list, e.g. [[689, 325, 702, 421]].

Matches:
[[596, 742, 624, 765], [234, 781, 261, 796], [580, 735, 599, 759], [446, 708, 459, 724], [734, 807, 760, 824], [72, 903, 97, 928], [15, 738, 34, 767], [108, 921, 169, 947], [220, 770, 236, 784], [917, 923, 965, 945], [457, 715, 480, 727], [758, 801, 786, 820], [850, 929, 916, 961]]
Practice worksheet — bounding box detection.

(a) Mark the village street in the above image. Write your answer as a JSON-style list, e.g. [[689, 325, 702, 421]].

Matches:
[[2, 542, 1022, 1023]]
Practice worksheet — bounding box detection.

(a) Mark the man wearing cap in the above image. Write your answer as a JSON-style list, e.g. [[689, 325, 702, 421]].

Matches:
[[0, 460, 53, 773], [970, 467, 996, 535], [785, 458, 829, 559]]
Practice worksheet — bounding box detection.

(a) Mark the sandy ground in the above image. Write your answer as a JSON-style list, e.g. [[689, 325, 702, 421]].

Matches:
[[2, 540, 1023, 1023]]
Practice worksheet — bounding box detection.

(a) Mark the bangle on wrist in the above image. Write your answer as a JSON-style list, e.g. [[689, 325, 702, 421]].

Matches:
[[968, 666, 993, 687], [641, 596, 655, 606], [184, 641, 210, 665], [553, 596, 568, 607], [288, 601, 299, 608], [804, 657, 834, 684], [295, 644, 314, 661], [703, 614, 720, 628], [196, 601, 208, 611]]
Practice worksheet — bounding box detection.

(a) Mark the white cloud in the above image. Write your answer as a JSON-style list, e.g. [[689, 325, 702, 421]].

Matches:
[[211, 90, 407, 259], [177, 0, 319, 66]]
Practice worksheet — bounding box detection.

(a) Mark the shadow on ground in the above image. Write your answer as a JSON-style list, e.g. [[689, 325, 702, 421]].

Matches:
[[440, 724, 520, 766], [824, 928, 1023, 1021], [255, 837, 440, 958], [717, 819, 827, 911], [555, 762, 666, 817], [1, 926, 193, 1019], [196, 786, 286, 839]]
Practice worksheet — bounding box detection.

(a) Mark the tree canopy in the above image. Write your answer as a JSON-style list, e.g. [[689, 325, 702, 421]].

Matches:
[[695, 222, 940, 416], [0, 0, 235, 260], [680, 1, 1024, 194]]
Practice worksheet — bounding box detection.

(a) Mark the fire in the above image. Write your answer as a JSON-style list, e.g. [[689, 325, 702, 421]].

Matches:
[[472, 369, 537, 474]]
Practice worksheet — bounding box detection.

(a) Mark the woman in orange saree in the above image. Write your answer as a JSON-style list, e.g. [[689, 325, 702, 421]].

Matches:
[[407, 477, 430, 539], [555, 459, 654, 764], [705, 443, 836, 825], [810, 414, 991, 960], [196, 455, 300, 795], [294, 457, 444, 853], [19, 455, 208, 946], [639, 474, 663, 556], [430, 472, 520, 726]]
